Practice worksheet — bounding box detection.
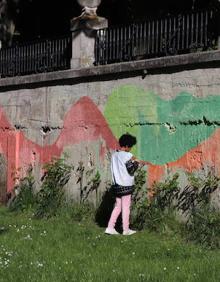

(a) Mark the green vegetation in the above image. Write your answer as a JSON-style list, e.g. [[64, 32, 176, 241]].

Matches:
[[2, 157, 220, 280], [131, 169, 220, 249], [7, 157, 220, 249], [131, 170, 179, 233], [8, 167, 36, 212], [1, 206, 220, 282], [34, 157, 73, 219]]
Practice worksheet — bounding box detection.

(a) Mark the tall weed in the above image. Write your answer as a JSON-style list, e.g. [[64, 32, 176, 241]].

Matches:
[[131, 171, 179, 233], [131, 168, 220, 248], [34, 156, 73, 219], [181, 170, 220, 248], [8, 168, 35, 212]]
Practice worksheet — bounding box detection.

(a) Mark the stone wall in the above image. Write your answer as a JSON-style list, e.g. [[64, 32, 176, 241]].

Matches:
[[1, 51, 220, 202]]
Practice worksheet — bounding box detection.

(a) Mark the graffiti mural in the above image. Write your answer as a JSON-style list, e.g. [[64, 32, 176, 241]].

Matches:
[[0, 96, 118, 196], [1, 83, 220, 200], [104, 85, 220, 185]]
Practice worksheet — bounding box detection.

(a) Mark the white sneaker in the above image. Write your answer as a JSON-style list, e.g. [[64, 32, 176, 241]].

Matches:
[[123, 229, 137, 236], [104, 228, 119, 235]]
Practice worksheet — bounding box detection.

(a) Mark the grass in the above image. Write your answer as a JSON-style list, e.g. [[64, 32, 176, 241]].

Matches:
[[0, 206, 220, 282]]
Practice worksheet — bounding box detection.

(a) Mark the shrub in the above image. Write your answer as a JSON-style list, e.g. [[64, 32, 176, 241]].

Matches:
[[131, 171, 179, 233], [185, 204, 220, 249], [152, 173, 179, 211], [75, 162, 101, 205], [8, 168, 35, 212], [179, 170, 220, 248], [131, 168, 220, 248], [82, 170, 101, 204], [131, 168, 149, 230], [177, 170, 219, 215], [34, 156, 73, 219]]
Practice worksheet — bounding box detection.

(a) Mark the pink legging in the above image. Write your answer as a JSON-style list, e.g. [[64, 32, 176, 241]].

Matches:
[[107, 194, 131, 232]]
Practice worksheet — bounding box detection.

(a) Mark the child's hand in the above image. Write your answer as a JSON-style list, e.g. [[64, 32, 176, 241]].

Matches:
[[144, 161, 153, 166], [131, 156, 153, 166], [139, 160, 153, 166]]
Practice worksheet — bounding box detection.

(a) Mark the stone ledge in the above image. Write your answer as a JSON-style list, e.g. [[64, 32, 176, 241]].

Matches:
[[0, 50, 220, 89]]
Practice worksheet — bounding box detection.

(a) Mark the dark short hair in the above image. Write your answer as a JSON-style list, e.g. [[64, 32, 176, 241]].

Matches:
[[119, 133, 137, 148]]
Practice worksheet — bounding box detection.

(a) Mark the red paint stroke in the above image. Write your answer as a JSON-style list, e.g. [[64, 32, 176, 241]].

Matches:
[[147, 164, 165, 187], [0, 96, 118, 193]]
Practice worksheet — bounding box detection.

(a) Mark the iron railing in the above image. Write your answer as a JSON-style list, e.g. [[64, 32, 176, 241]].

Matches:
[[0, 34, 72, 77], [95, 9, 217, 65]]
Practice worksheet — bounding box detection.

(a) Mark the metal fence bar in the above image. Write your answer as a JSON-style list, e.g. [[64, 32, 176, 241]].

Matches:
[[200, 11, 204, 46], [95, 9, 217, 65], [0, 34, 71, 78], [195, 12, 199, 46], [191, 13, 194, 49]]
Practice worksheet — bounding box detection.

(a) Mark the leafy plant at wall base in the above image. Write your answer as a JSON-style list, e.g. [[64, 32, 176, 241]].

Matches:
[[177, 170, 219, 215], [76, 161, 85, 204], [143, 173, 179, 232], [131, 172, 180, 233], [76, 163, 101, 205], [122, 165, 220, 247], [34, 156, 73, 219], [82, 170, 101, 203], [131, 168, 173, 232], [153, 173, 179, 211], [8, 169, 35, 212], [130, 168, 148, 230], [185, 204, 220, 249], [179, 170, 220, 248], [132, 168, 147, 204]]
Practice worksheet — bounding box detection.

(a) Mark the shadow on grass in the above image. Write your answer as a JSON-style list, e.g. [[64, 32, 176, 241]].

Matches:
[[95, 188, 122, 232]]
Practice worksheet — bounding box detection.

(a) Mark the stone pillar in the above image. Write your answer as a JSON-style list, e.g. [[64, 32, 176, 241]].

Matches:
[[70, 0, 108, 68]]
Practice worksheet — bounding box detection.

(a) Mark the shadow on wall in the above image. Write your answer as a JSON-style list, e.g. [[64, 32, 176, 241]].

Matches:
[[95, 189, 115, 227], [95, 188, 123, 231]]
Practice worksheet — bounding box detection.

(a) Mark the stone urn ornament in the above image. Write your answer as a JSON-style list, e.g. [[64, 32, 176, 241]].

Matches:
[[77, 0, 101, 19], [71, 0, 107, 30]]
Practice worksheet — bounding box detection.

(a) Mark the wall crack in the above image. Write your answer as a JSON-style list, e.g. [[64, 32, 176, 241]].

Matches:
[[180, 116, 220, 126]]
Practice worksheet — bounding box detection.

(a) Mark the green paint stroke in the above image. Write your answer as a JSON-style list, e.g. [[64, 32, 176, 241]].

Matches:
[[104, 85, 220, 165]]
